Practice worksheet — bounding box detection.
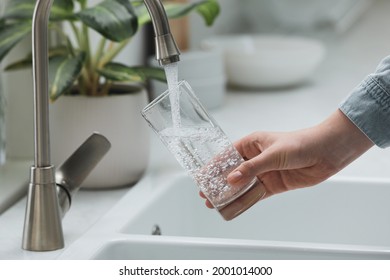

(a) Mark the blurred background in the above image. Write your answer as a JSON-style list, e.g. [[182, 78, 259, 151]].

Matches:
[[2, 0, 389, 160], [186, 0, 376, 48]]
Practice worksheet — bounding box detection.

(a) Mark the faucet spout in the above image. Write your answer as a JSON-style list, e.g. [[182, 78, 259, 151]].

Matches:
[[143, 0, 181, 65]]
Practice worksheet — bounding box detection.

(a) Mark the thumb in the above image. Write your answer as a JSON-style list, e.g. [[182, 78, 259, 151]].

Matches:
[[227, 149, 280, 186]]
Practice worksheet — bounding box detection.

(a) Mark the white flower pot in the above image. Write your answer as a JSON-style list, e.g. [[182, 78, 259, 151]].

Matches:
[[49, 84, 150, 189]]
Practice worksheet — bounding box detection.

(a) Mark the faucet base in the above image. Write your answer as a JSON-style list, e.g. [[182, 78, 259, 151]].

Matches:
[[22, 166, 64, 251]]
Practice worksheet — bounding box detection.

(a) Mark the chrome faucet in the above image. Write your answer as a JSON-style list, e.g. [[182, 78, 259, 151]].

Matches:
[[22, 0, 180, 252], [144, 0, 181, 65]]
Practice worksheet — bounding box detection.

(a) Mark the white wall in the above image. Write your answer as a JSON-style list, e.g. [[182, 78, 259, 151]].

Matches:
[[3, 37, 34, 160]]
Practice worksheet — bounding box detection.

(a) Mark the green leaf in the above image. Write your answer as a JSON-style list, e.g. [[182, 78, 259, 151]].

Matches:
[[5, 46, 70, 71], [0, 22, 31, 62], [3, 0, 75, 21], [77, 0, 138, 42], [98, 62, 166, 83], [3, 0, 35, 20], [76, 0, 87, 5], [195, 0, 220, 26], [51, 0, 76, 20], [137, 0, 220, 27], [4, 57, 32, 71], [54, 0, 74, 11], [49, 52, 86, 101], [0, 19, 5, 29]]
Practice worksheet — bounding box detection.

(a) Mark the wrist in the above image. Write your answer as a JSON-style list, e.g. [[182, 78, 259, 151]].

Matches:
[[317, 109, 373, 171]]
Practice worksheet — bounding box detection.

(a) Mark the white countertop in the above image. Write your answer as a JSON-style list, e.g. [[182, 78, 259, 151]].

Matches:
[[1, 0, 390, 260], [0, 160, 30, 215]]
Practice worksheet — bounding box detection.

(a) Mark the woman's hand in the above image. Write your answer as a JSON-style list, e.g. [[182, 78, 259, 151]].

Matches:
[[201, 110, 373, 208]]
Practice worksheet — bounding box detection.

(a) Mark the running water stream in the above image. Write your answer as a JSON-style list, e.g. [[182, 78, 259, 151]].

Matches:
[[164, 62, 181, 129]]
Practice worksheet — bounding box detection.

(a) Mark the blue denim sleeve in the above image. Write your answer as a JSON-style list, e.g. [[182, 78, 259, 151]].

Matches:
[[339, 56, 390, 148]]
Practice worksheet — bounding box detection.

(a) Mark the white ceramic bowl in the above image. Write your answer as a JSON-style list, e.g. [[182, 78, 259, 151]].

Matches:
[[201, 35, 326, 88]]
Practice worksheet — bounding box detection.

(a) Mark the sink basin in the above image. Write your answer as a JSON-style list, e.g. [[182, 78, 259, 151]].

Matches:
[[92, 235, 389, 260], [58, 173, 390, 260], [121, 176, 390, 246]]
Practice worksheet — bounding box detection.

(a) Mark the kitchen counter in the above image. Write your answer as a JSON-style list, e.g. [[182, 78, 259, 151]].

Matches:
[[1, 0, 390, 260], [0, 160, 30, 215]]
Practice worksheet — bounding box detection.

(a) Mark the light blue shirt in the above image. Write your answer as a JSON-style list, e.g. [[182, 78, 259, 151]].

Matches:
[[339, 56, 390, 148]]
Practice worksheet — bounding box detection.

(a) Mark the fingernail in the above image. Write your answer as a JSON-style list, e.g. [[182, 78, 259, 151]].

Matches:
[[228, 170, 243, 182]]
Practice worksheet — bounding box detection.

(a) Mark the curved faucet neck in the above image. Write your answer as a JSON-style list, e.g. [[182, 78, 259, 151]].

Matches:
[[32, 0, 53, 167], [143, 0, 181, 65]]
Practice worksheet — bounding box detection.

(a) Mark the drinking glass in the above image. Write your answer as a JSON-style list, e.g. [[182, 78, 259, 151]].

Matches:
[[141, 80, 266, 220]]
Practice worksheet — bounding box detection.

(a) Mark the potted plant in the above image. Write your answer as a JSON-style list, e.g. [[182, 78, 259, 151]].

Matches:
[[0, 0, 219, 188]]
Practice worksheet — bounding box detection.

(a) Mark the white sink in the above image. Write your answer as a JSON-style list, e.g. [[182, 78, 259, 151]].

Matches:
[[58, 173, 390, 260], [121, 176, 390, 246], [92, 236, 390, 260]]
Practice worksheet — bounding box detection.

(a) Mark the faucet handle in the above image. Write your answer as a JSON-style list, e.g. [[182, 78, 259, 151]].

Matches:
[[56, 133, 111, 216]]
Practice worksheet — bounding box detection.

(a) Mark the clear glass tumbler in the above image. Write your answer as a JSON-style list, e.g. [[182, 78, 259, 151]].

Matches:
[[141, 80, 266, 220]]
